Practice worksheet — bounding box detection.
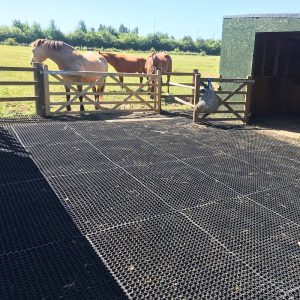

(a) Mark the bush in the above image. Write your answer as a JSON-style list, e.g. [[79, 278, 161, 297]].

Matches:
[[2, 38, 17, 45]]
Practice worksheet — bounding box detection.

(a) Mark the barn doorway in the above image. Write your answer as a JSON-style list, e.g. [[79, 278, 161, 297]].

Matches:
[[250, 32, 300, 131]]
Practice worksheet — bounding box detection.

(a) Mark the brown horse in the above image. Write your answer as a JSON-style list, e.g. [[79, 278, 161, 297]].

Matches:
[[144, 52, 172, 93], [30, 39, 108, 111], [99, 52, 146, 85]]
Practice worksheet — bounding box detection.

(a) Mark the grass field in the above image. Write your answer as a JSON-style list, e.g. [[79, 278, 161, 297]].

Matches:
[[0, 45, 220, 116]]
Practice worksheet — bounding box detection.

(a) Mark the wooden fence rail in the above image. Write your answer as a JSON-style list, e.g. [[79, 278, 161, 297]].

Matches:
[[40, 66, 162, 116], [165, 73, 254, 123], [0, 64, 254, 123]]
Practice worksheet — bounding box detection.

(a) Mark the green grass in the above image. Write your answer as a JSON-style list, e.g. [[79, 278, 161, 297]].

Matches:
[[0, 45, 220, 116]]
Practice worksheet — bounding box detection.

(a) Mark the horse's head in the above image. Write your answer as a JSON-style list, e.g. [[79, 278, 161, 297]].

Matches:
[[30, 39, 48, 64], [30, 39, 64, 65]]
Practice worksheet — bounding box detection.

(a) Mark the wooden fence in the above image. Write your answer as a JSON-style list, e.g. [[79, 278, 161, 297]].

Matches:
[[162, 71, 254, 123], [0, 65, 42, 114], [0, 64, 254, 123], [42, 66, 161, 116]]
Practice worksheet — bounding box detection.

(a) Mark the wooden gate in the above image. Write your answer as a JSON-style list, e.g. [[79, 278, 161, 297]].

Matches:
[[193, 75, 254, 123], [162, 72, 254, 123], [40, 65, 162, 116]]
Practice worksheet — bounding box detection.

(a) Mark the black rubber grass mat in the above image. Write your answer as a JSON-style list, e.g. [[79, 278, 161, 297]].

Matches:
[[90, 138, 176, 167], [12, 123, 83, 147], [3, 118, 300, 299], [125, 161, 240, 210], [0, 179, 79, 254], [0, 127, 44, 184], [246, 184, 300, 224], [0, 126, 128, 299], [183, 154, 290, 195], [26, 141, 116, 177], [0, 237, 126, 300], [48, 169, 172, 234], [67, 122, 133, 141], [88, 213, 287, 300], [142, 134, 216, 159], [184, 198, 300, 290]]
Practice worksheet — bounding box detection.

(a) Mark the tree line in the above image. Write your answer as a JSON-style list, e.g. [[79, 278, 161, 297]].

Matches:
[[0, 20, 221, 55]]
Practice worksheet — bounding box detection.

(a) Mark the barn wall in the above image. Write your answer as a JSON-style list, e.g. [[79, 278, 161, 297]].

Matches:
[[220, 15, 300, 78]]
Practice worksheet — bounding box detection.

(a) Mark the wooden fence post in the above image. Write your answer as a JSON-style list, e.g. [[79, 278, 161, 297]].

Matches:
[[156, 68, 162, 114], [193, 74, 201, 122], [244, 75, 253, 124], [33, 63, 45, 117], [42, 65, 50, 116], [192, 69, 199, 103]]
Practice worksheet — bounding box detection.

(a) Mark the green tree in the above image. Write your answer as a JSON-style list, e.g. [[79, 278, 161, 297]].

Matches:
[[76, 20, 87, 33], [30, 22, 44, 40], [98, 24, 106, 31], [46, 19, 64, 40], [119, 23, 129, 34], [12, 20, 30, 32], [132, 27, 138, 35]]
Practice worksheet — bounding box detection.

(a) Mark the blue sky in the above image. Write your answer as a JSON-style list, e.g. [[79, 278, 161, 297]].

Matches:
[[1, 0, 300, 39]]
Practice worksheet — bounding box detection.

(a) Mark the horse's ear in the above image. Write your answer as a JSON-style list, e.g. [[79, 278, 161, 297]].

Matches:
[[36, 39, 46, 46]]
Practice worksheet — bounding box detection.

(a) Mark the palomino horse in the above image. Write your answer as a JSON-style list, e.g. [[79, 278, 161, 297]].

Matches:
[[144, 52, 172, 93], [30, 39, 108, 111], [99, 52, 146, 85]]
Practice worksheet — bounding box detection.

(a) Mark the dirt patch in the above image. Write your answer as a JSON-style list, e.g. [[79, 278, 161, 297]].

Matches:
[[250, 113, 300, 145]]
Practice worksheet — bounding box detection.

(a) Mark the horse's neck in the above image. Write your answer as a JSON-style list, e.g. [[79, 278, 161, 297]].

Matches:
[[102, 54, 119, 68], [47, 46, 81, 70]]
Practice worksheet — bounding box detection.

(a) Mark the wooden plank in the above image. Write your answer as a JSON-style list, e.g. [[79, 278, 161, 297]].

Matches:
[[43, 65, 50, 116], [0, 66, 37, 71], [273, 38, 281, 76], [109, 76, 155, 110], [48, 91, 155, 96], [215, 91, 246, 95], [49, 101, 155, 105], [50, 73, 97, 106], [162, 83, 194, 87], [172, 96, 195, 108], [215, 110, 245, 113], [200, 82, 247, 122], [244, 76, 253, 124], [156, 69, 162, 113], [33, 63, 44, 116], [218, 83, 247, 104], [261, 35, 268, 76], [201, 118, 244, 122], [49, 81, 158, 87], [193, 74, 201, 122], [54, 79, 102, 113], [44, 70, 157, 78], [200, 78, 255, 83], [47, 109, 154, 115], [0, 97, 38, 102], [168, 82, 195, 90], [225, 102, 246, 105], [161, 94, 193, 98], [162, 72, 199, 76], [0, 81, 38, 86]]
